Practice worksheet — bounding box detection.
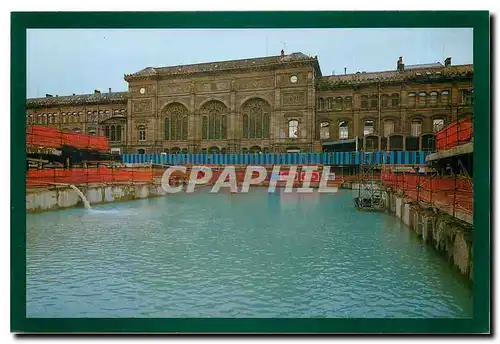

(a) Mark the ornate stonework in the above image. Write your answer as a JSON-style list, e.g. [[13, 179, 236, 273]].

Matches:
[[132, 100, 152, 113], [281, 91, 307, 106], [237, 77, 274, 90]]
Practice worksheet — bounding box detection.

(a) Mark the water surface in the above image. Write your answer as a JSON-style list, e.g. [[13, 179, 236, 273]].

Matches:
[[27, 188, 473, 318]]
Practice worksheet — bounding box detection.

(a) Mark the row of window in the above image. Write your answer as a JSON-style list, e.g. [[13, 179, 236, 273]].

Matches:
[[317, 90, 473, 110], [27, 109, 126, 125], [318, 118, 446, 140]]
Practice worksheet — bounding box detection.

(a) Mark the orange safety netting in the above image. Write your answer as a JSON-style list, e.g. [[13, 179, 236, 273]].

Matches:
[[435, 116, 473, 151], [27, 167, 157, 186], [381, 172, 473, 217], [26, 125, 109, 151]]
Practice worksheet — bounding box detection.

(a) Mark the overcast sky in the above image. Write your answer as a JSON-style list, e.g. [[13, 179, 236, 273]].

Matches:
[[26, 28, 473, 98]]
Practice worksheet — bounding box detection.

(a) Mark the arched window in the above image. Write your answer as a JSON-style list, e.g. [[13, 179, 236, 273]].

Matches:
[[383, 120, 395, 137], [326, 97, 333, 110], [408, 92, 416, 107], [364, 120, 374, 136], [288, 120, 299, 138], [208, 146, 220, 153], [429, 91, 438, 106], [391, 93, 399, 107], [201, 101, 227, 140], [320, 122, 330, 139], [345, 96, 353, 109], [360, 95, 369, 109], [48, 114, 53, 124], [433, 118, 445, 132], [138, 125, 146, 142], [334, 97, 343, 110], [318, 98, 325, 111], [163, 103, 188, 141], [370, 95, 378, 108], [110, 125, 116, 141], [418, 92, 427, 106], [339, 121, 348, 139], [411, 119, 422, 137], [441, 90, 449, 105], [105, 126, 110, 138], [241, 98, 271, 139]]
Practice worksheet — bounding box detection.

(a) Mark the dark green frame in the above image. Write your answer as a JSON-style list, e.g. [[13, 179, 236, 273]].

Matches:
[[11, 11, 490, 333]]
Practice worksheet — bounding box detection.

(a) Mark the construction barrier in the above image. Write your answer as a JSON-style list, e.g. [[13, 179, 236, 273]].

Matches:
[[26, 125, 109, 152], [27, 166, 158, 186], [436, 116, 473, 151], [380, 172, 473, 217], [121, 151, 433, 166]]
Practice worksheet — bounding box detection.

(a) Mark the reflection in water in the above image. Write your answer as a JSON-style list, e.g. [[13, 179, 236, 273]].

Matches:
[[27, 188, 473, 318]]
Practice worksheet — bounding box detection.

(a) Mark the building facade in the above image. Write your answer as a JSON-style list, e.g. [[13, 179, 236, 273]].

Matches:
[[26, 53, 473, 154]]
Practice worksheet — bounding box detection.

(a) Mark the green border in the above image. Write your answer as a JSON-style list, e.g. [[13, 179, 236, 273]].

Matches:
[[11, 11, 490, 333]]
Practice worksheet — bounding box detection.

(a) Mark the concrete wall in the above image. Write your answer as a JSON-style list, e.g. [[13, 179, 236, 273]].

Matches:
[[26, 183, 166, 213], [388, 192, 473, 281]]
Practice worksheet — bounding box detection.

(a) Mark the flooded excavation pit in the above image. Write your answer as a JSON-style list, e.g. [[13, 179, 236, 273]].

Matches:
[[27, 188, 472, 318]]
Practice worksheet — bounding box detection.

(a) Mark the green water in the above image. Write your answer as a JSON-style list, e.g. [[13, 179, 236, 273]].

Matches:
[[26, 188, 473, 318]]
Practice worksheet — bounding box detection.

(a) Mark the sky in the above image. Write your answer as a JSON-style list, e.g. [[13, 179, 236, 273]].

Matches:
[[26, 28, 473, 98]]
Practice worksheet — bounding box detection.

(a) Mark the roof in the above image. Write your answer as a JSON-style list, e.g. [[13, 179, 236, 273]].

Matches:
[[27, 91, 128, 108], [318, 64, 473, 89], [125, 52, 321, 80]]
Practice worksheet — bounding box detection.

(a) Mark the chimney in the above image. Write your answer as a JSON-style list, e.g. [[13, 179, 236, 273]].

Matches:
[[444, 57, 452, 67], [109, 87, 112, 93], [344, 67, 347, 75], [45, 94, 53, 97], [94, 89, 101, 94], [280, 49, 284, 58], [397, 56, 404, 72], [72, 93, 75, 96]]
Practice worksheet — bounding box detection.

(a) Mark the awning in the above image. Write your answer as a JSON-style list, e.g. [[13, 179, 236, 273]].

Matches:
[[321, 138, 357, 146]]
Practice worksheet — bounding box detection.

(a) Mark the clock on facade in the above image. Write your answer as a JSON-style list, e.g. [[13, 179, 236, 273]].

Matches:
[[290, 75, 298, 83], [139, 87, 146, 94]]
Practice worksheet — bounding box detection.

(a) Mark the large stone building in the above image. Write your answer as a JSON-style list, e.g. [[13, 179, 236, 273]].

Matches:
[[26, 52, 473, 154]]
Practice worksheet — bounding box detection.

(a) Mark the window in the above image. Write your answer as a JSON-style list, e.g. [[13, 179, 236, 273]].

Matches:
[[163, 103, 189, 141], [116, 125, 122, 141], [381, 95, 389, 107], [326, 97, 333, 110], [72, 128, 81, 133], [105, 126, 110, 138], [418, 92, 426, 106], [339, 121, 349, 139], [88, 127, 96, 136], [110, 125, 116, 141], [320, 122, 330, 139], [391, 93, 399, 107], [383, 120, 395, 137], [441, 90, 449, 105], [242, 98, 270, 139], [318, 98, 325, 111], [411, 119, 422, 137], [138, 125, 146, 142], [461, 89, 472, 105], [200, 101, 227, 140], [433, 119, 445, 132], [429, 91, 438, 106], [288, 120, 299, 138], [334, 97, 343, 110], [345, 96, 353, 109], [364, 120, 374, 136], [408, 93, 416, 107], [370, 96, 378, 108], [361, 95, 368, 109]]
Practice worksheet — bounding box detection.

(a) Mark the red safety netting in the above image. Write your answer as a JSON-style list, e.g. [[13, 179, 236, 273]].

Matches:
[[380, 172, 473, 217], [435, 116, 473, 151], [27, 167, 157, 186], [26, 125, 109, 151]]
